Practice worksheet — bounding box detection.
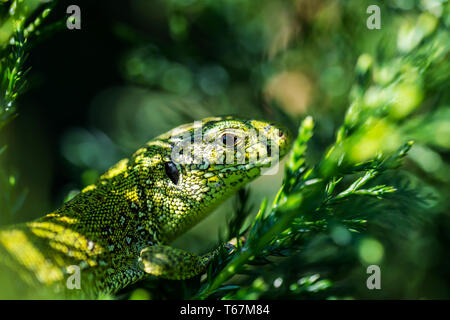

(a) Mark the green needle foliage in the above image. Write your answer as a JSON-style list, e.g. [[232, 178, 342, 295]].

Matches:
[[193, 116, 413, 300], [0, 1, 54, 224], [155, 0, 448, 300]]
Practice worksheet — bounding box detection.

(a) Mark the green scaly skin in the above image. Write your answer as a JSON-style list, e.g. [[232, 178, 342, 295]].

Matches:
[[0, 116, 290, 298]]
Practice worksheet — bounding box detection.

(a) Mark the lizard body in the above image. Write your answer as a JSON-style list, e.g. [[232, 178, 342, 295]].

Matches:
[[0, 116, 290, 298]]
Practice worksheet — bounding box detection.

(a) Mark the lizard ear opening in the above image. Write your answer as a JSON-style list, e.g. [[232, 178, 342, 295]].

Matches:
[[165, 161, 180, 185]]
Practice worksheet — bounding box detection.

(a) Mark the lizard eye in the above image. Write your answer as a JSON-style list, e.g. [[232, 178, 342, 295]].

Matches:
[[165, 161, 180, 184]]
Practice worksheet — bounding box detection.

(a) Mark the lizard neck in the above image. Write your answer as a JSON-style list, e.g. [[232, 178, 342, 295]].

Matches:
[[0, 159, 158, 294]]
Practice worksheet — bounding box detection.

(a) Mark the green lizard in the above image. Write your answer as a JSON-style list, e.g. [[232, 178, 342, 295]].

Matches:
[[0, 116, 290, 298]]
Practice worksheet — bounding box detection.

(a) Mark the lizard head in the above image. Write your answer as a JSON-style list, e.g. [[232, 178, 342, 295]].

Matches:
[[133, 116, 291, 242]]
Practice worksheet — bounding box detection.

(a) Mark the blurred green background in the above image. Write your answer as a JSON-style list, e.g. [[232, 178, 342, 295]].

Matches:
[[0, 0, 449, 299]]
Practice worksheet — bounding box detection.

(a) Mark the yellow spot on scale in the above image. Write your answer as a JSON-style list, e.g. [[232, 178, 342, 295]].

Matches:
[[28, 221, 104, 255], [0, 229, 64, 284], [101, 158, 129, 180], [82, 184, 97, 193], [125, 188, 140, 202], [54, 216, 78, 224]]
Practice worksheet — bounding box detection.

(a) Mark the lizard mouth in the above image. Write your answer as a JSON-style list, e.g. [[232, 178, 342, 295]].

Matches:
[[270, 123, 291, 158], [244, 122, 291, 168]]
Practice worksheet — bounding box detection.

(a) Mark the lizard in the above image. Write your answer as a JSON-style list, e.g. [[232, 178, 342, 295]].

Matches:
[[0, 116, 291, 298]]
